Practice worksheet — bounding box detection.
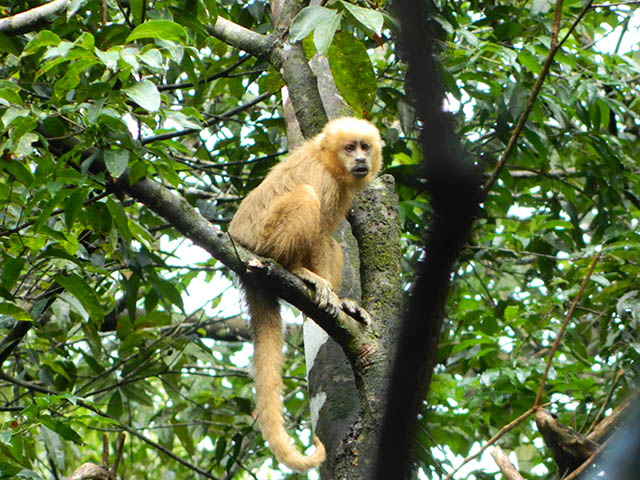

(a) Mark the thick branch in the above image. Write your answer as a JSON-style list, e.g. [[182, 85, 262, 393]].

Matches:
[[205, 16, 275, 57], [0, 0, 69, 35], [272, 44, 328, 137]]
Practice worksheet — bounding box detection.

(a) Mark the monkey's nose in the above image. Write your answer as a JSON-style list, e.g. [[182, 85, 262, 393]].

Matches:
[[355, 157, 366, 164]]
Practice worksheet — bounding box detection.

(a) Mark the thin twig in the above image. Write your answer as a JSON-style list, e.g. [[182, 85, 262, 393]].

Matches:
[[158, 55, 250, 91], [586, 368, 624, 434], [110, 433, 126, 475], [141, 91, 273, 145], [534, 251, 601, 408], [101, 434, 109, 466]]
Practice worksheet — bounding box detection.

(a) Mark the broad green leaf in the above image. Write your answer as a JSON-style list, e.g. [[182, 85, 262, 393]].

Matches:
[[313, 12, 342, 55], [0, 87, 24, 107], [38, 416, 83, 445], [128, 218, 155, 250], [23, 30, 61, 55], [0, 302, 32, 322], [107, 390, 123, 419], [54, 273, 104, 325], [103, 148, 130, 177], [518, 48, 541, 74], [151, 276, 184, 311], [95, 48, 119, 71], [328, 32, 376, 116], [105, 198, 132, 244], [123, 79, 161, 112], [341, 2, 384, 36], [1, 256, 25, 291], [125, 20, 187, 44], [0, 157, 34, 186], [290, 6, 336, 43], [64, 188, 89, 230], [54, 56, 99, 98]]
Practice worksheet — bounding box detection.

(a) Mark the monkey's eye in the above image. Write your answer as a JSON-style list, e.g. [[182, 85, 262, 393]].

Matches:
[[361, 143, 370, 151], [345, 144, 356, 153]]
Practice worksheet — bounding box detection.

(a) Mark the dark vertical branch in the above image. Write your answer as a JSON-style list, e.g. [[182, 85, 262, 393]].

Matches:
[[373, 2, 481, 478]]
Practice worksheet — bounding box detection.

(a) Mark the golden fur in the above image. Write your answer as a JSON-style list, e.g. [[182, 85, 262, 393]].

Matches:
[[228, 117, 382, 472]]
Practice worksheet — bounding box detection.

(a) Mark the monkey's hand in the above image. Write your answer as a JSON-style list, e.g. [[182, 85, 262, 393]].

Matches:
[[341, 298, 372, 326]]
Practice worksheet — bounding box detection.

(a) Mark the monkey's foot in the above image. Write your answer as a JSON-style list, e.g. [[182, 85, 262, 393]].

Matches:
[[341, 298, 372, 325], [293, 268, 341, 315], [311, 278, 342, 317]]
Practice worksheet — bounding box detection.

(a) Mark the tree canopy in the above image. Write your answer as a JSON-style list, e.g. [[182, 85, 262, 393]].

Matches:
[[0, 0, 639, 479]]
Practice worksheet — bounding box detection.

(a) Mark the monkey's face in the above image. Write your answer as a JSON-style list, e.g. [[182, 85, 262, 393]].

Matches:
[[340, 140, 376, 179], [319, 117, 383, 183]]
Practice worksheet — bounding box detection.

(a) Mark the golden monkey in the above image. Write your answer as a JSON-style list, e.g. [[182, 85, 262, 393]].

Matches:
[[228, 117, 382, 471]]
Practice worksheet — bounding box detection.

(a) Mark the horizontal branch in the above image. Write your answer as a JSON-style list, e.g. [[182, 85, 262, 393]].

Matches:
[[0, 0, 69, 35], [205, 16, 276, 57]]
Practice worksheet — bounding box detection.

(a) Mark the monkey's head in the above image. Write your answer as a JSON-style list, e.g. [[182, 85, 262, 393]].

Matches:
[[319, 117, 382, 184]]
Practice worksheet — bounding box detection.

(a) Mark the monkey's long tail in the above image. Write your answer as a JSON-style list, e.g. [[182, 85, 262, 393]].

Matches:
[[244, 285, 326, 472]]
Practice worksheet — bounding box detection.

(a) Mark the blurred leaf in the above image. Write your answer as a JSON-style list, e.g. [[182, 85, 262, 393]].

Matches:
[[54, 274, 104, 325]]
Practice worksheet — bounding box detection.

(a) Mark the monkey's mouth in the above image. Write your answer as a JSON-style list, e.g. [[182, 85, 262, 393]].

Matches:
[[351, 166, 370, 178]]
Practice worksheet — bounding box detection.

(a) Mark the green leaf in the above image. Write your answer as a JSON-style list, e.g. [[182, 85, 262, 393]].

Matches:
[[54, 56, 98, 98], [504, 305, 520, 322], [125, 20, 187, 44], [103, 148, 130, 177], [0, 157, 35, 186], [0, 31, 19, 55], [39, 416, 83, 445], [1, 256, 25, 291], [290, 6, 336, 43], [23, 30, 61, 55], [0, 87, 24, 107], [123, 80, 161, 112], [107, 391, 123, 419], [105, 198, 132, 243], [64, 188, 89, 230], [328, 31, 376, 116], [151, 276, 184, 311], [54, 273, 104, 325], [313, 12, 342, 55], [0, 302, 32, 322], [340, 2, 384, 36]]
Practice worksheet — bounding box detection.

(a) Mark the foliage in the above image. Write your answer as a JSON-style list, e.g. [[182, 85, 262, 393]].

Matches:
[[0, 0, 638, 479]]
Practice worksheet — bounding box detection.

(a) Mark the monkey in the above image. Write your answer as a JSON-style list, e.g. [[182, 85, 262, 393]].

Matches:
[[228, 117, 382, 472]]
